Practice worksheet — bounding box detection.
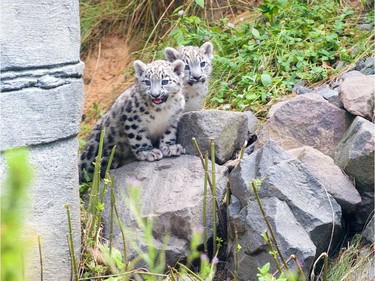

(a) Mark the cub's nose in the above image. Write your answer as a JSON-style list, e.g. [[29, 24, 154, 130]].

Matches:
[[150, 92, 161, 98], [192, 75, 202, 81]]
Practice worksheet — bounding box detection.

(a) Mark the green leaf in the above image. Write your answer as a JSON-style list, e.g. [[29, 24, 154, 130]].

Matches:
[[261, 73, 272, 87], [258, 262, 271, 275], [251, 27, 260, 38], [195, 0, 204, 8]]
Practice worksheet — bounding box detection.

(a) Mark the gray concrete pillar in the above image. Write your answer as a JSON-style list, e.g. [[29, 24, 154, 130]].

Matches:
[[0, 1, 84, 280]]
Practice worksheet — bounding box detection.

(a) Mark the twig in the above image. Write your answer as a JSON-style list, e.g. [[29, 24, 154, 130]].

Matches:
[[210, 138, 218, 255], [65, 205, 79, 281], [203, 153, 209, 254], [250, 181, 288, 269], [38, 236, 43, 281]]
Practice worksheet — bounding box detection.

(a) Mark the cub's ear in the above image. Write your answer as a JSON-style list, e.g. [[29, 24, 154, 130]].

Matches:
[[164, 47, 180, 62], [134, 60, 147, 79], [171, 60, 185, 78], [200, 42, 213, 59]]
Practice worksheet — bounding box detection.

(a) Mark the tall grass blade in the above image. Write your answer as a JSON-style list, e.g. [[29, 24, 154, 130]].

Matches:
[[210, 138, 217, 255], [65, 205, 79, 281]]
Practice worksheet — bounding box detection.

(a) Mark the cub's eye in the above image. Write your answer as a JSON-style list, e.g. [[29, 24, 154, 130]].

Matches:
[[142, 80, 151, 86], [200, 61, 206, 67], [161, 79, 169, 85], [184, 64, 190, 70]]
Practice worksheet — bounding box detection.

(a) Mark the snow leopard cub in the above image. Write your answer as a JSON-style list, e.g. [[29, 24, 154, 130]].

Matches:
[[164, 42, 213, 112], [79, 59, 186, 182]]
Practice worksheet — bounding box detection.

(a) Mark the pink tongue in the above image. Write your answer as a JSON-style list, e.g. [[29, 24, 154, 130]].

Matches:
[[153, 98, 162, 104]]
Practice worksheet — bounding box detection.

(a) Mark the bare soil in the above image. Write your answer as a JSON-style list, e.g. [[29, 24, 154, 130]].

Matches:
[[82, 34, 134, 126]]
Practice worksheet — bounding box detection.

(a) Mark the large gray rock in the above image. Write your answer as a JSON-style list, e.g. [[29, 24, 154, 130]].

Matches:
[[335, 117, 374, 231], [339, 75, 375, 121], [256, 93, 353, 157], [227, 196, 316, 280], [230, 141, 343, 255], [288, 146, 361, 214], [335, 116, 374, 192], [177, 110, 248, 164], [102, 155, 228, 266]]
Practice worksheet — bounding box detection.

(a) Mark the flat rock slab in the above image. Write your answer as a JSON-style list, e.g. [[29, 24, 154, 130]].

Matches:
[[288, 146, 361, 214], [177, 110, 248, 164], [230, 140, 343, 255], [256, 93, 353, 157], [340, 75, 375, 121], [102, 155, 228, 265]]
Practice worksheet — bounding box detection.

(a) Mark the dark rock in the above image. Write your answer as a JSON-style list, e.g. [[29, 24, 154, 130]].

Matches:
[[288, 146, 361, 214], [335, 116, 374, 193], [227, 196, 316, 280], [355, 57, 375, 75], [256, 93, 353, 157], [335, 117, 374, 232], [292, 81, 311, 95], [230, 140, 343, 255], [177, 110, 248, 164], [102, 155, 228, 266]]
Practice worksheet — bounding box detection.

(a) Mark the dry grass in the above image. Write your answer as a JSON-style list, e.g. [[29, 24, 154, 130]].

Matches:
[[327, 236, 374, 281]]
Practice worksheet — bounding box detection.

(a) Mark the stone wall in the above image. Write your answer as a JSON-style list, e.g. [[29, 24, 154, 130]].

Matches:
[[0, 1, 83, 280]]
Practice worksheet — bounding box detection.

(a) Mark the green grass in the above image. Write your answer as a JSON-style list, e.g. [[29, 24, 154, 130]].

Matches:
[[326, 235, 374, 281], [163, 0, 374, 116]]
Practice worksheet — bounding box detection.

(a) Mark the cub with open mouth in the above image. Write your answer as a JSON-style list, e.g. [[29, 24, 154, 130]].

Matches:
[[79, 59, 186, 182]]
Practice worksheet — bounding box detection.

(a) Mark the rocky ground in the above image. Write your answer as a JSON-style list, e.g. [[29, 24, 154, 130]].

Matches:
[[95, 56, 374, 279]]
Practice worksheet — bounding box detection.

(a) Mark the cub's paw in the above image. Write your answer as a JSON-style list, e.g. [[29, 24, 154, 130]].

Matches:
[[160, 144, 186, 157], [137, 148, 163, 161]]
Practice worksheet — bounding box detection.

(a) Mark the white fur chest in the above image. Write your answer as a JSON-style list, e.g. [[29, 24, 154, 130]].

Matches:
[[183, 81, 208, 112]]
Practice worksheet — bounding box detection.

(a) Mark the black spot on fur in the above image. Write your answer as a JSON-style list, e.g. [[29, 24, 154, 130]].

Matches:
[[107, 134, 114, 144], [150, 115, 155, 120], [131, 124, 138, 130], [126, 103, 132, 113], [112, 111, 117, 118], [122, 114, 127, 121], [134, 115, 139, 120], [128, 133, 135, 139], [87, 144, 96, 160], [136, 135, 142, 141], [140, 107, 145, 112], [165, 130, 171, 135], [142, 143, 149, 147], [125, 125, 130, 131], [110, 127, 116, 136], [144, 111, 150, 115], [94, 133, 100, 141], [131, 144, 140, 149], [128, 117, 133, 122], [156, 108, 161, 112], [81, 162, 87, 170]]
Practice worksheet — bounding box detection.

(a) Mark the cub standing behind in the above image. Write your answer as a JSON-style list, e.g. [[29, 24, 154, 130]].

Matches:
[[79, 59, 186, 182], [164, 42, 214, 112]]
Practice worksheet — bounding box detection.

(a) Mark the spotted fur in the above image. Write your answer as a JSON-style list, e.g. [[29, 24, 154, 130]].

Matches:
[[79, 59, 186, 182], [164, 42, 214, 112]]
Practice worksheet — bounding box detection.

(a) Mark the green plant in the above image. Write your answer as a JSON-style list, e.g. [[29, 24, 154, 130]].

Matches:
[[326, 234, 374, 281], [166, 0, 373, 116], [1, 148, 33, 281]]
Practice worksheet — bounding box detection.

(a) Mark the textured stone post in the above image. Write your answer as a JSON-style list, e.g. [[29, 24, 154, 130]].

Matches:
[[0, 1, 83, 280]]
